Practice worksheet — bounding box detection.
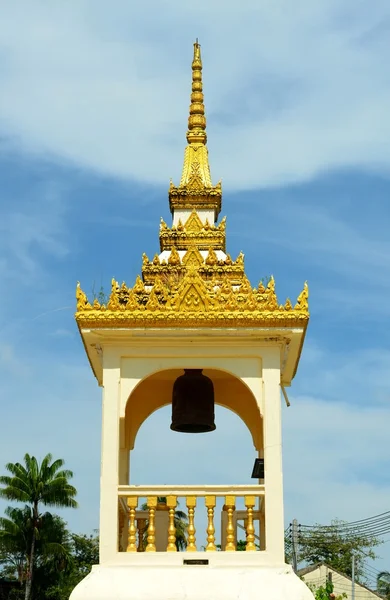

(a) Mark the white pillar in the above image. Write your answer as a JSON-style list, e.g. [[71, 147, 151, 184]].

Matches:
[[99, 349, 120, 563], [262, 347, 285, 563]]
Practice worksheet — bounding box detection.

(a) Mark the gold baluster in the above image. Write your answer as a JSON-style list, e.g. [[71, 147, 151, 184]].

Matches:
[[245, 495, 256, 551], [166, 495, 177, 552], [146, 497, 157, 552], [205, 496, 216, 551], [137, 518, 146, 552], [126, 497, 138, 552], [186, 496, 197, 551], [225, 496, 236, 551]]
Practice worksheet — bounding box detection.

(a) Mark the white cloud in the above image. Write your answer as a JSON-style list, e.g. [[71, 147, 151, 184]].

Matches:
[[0, 0, 389, 189]]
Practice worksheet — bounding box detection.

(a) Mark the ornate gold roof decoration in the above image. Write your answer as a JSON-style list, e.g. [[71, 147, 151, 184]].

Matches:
[[159, 210, 226, 251], [75, 41, 310, 337], [75, 272, 309, 329], [169, 41, 222, 219], [141, 246, 245, 287]]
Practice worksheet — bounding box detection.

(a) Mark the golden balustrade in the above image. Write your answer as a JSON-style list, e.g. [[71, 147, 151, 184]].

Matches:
[[118, 485, 265, 554], [145, 497, 157, 552], [166, 495, 177, 552], [186, 496, 197, 551], [126, 497, 138, 552], [224, 496, 236, 551], [205, 495, 216, 551]]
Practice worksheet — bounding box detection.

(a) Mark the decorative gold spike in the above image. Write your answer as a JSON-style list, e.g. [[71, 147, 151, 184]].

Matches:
[[218, 216, 227, 231], [205, 496, 216, 551], [225, 496, 236, 551], [240, 277, 252, 294], [205, 247, 218, 266], [126, 498, 138, 552], [235, 251, 244, 265], [166, 496, 177, 552], [107, 280, 121, 310], [125, 289, 139, 310], [168, 246, 181, 265], [145, 497, 157, 552], [244, 496, 256, 551], [133, 275, 145, 294], [145, 290, 161, 311], [295, 281, 309, 311], [186, 496, 197, 551], [76, 282, 89, 311]]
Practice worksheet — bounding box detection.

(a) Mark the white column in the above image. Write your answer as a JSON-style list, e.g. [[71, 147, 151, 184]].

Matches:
[[99, 348, 120, 563], [262, 347, 285, 563]]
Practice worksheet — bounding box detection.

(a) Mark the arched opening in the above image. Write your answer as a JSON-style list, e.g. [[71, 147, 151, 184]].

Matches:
[[117, 369, 265, 553], [123, 367, 263, 458]]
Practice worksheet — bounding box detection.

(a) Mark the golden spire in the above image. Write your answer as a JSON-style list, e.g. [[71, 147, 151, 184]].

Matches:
[[187, 39, 207, 145], [169, 41, 222, 219]]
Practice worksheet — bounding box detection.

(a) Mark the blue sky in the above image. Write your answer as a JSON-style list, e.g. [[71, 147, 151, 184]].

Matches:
[[0, 0, 390, 584]]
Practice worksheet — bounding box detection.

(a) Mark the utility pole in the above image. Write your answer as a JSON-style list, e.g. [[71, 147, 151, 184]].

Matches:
[[292, 519, 299, 573], [351, 553, 355, 600]]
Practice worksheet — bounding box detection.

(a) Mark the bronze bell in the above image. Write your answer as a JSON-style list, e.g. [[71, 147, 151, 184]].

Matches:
[[170, 369, 216, 433]]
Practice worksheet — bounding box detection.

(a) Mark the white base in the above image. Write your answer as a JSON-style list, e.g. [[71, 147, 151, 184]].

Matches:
[[69, 558, 314, 600]]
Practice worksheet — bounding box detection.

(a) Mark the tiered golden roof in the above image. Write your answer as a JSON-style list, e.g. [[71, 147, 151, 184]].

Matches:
[[75, 41, 309, 331], [159, 210, 226, 252], [76, 274, 308, 328]]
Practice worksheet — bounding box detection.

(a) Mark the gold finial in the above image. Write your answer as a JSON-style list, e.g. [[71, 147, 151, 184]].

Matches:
[[187, 40, 207, 145], [170, 41, 221, 217]]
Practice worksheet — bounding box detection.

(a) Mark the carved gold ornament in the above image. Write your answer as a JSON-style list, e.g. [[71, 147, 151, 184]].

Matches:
[[75, 272, 309, 329], [159, 210, 226, 252], [75, 41, 309, 333]]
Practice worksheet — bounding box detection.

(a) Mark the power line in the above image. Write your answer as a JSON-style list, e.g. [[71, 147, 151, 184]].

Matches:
[[298, 511, 390, 532]]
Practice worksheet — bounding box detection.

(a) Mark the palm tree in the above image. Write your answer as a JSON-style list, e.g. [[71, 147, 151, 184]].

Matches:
[[0, 505, 72, 595], [377, 571, 390, 599], [0, 506, 30, 585], [141, 497, 188, 551], [0, 453, 77, 600]]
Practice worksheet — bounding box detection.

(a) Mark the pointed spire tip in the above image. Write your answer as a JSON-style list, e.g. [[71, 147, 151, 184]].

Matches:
[[187, 39, 206, 144]]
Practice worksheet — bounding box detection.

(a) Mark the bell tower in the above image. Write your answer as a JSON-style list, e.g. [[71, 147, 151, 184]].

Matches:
[[71, 42, 313, 600]]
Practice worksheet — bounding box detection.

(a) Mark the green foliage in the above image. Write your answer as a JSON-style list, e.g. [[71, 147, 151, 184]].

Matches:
[[0, 454, 77, 510], [307, 579, 346, 600], [259, 276, 272, 287], [0, 510, 99, 600], [0, 507, 72, 599], [295, 520, 381, 583], [91, 282, 108, 305], [214, 540, 257, 551], [0, 454, 77, 600], [42, 532, 99, 600], [377, 571, 390, 599]]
